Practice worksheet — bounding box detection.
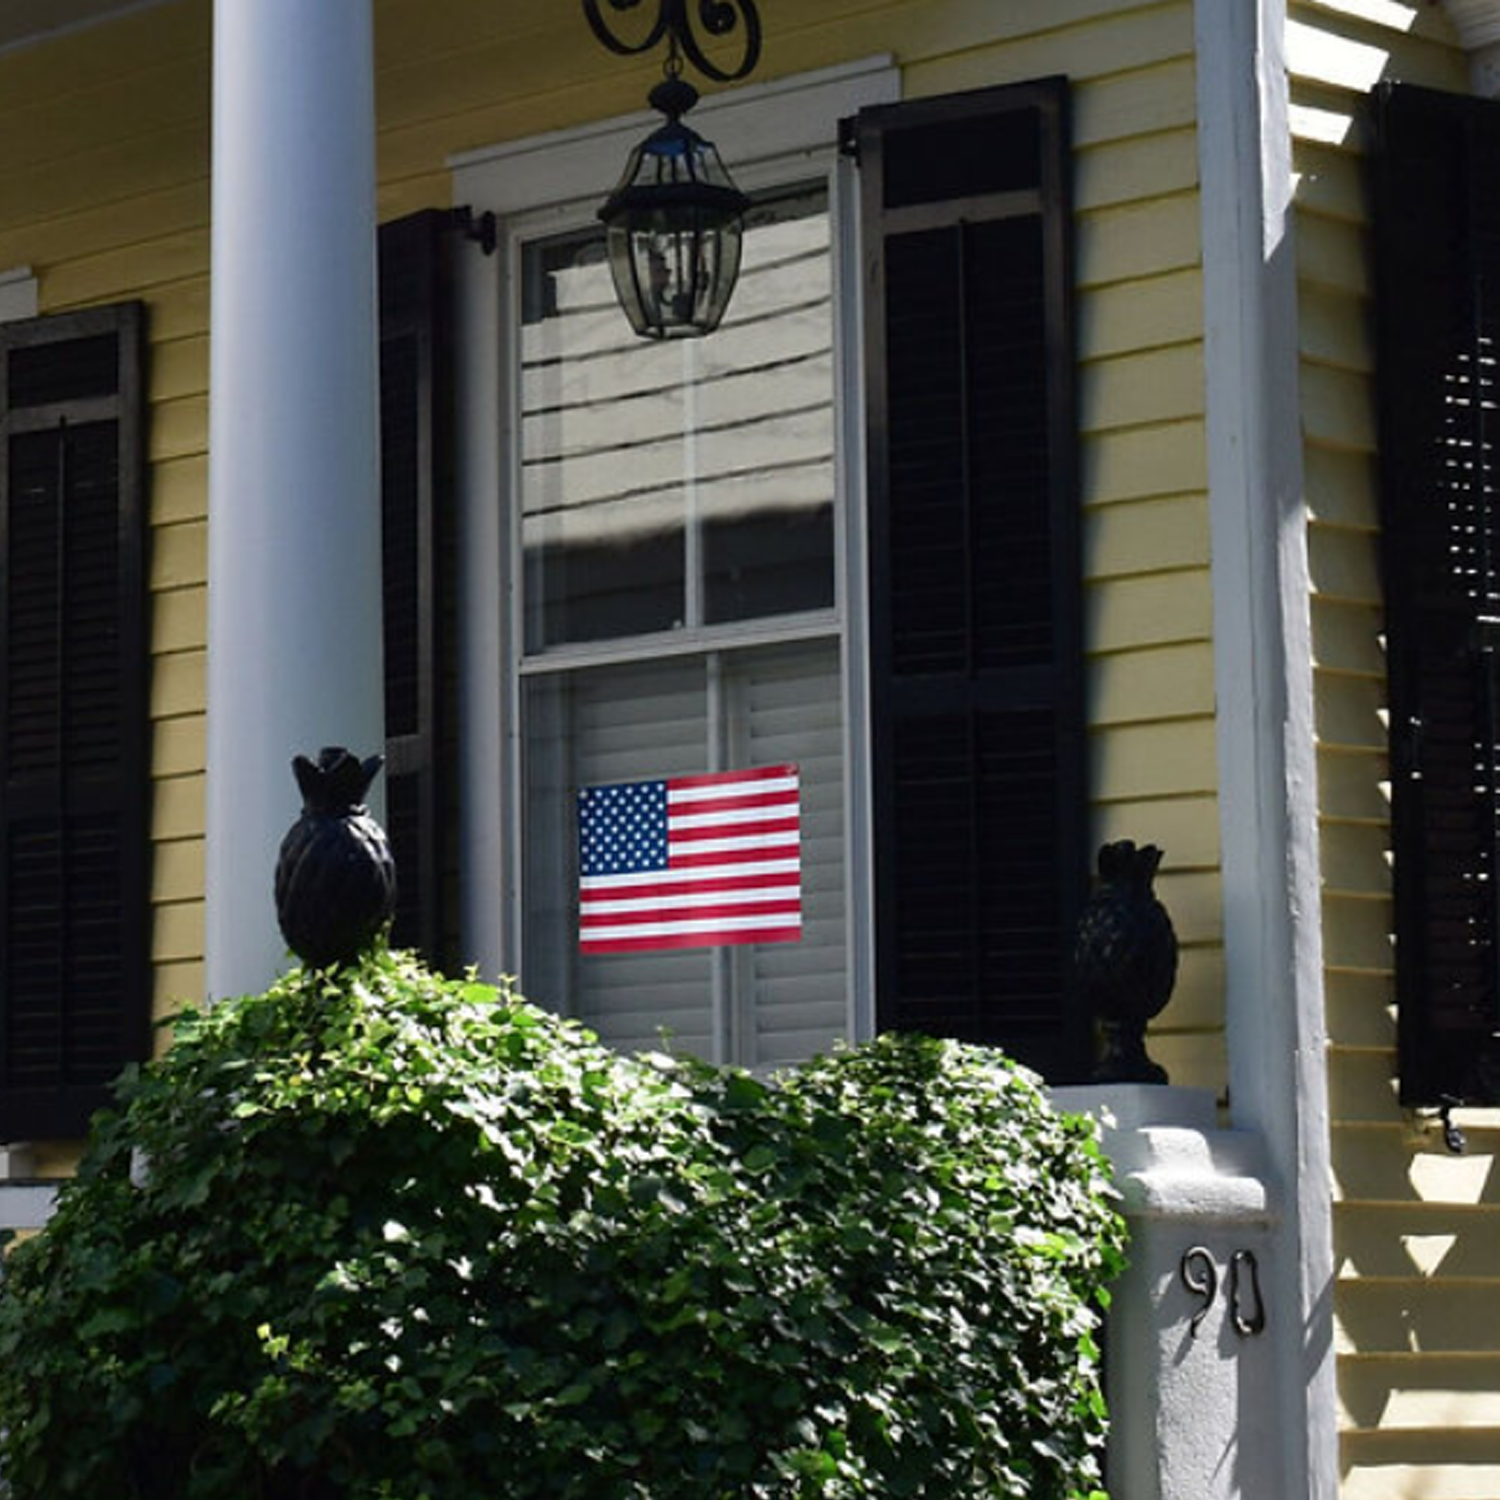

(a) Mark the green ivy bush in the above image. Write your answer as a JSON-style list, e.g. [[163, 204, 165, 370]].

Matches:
[[0, 948, 1125, 1500]]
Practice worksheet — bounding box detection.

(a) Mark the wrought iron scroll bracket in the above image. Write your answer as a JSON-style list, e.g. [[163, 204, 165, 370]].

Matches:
[[583, 0, 762, 84]]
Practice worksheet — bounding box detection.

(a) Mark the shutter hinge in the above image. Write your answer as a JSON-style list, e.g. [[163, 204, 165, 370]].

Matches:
[[451, 206, 497, 256], [1437, 1098, 1468, 1153], [1391, 714, 1422, 781], [837, 115, 860, 161]]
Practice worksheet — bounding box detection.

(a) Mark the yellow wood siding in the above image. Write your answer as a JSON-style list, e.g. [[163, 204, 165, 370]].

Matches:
[[1287, 2, 1500, 1494], [0, 0, 212, 1036]]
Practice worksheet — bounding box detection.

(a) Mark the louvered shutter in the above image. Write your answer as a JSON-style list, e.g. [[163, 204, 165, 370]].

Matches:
[[852, 79, 1088, 1079], [378, 211, 453, 965], [1374, 83, 1500, 1107], [0, 303, 150, 1140]]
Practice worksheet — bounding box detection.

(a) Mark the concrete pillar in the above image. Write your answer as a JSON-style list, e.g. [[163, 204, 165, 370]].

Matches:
[[1193, 1, 1339, 1494], [205, 1, 384, 997], [1053, 1086, 1279, 1500]]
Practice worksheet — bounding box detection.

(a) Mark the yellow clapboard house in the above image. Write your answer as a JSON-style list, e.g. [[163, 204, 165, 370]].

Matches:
[[1, 2, 1497, 1495]]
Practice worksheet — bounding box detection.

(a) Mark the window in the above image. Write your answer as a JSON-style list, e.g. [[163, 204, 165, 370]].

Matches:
[[448, 67, 1087, 1079], [506, 184, 853, 1069], [0, 302, 151, 1140]]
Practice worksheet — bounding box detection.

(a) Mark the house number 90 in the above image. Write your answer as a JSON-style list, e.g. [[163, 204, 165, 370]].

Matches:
[[1180, 1246, 1266, 1338]]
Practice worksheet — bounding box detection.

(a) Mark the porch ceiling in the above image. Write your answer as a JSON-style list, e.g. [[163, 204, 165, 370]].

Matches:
[[0, 0, 180, 56]]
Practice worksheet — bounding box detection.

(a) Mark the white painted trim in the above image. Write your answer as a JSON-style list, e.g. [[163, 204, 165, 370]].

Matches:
[[0, 1145, 36, 1180], [0, 267, 38, 324], [515, 614, 840, 675], [0, 1182, 57, 1232], [450, 56, 897, 212], [453, 227, 508, 983], [830, 143, 877, 1046], [1195, 2, 1339, 1498]]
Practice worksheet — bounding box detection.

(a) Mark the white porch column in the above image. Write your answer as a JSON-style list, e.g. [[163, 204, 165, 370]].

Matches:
[[206, 0, 384, 997], [1193, 1, 1339, 1497]]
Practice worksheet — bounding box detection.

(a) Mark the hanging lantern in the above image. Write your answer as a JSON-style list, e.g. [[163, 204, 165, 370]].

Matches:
[[583, 1, 762, 339], [598, 72, 750, 339]]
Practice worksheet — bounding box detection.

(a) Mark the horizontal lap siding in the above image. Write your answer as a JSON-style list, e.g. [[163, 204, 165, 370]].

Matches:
[[0, 0, 211, 1040], [1286, 4, 1500, 1496]]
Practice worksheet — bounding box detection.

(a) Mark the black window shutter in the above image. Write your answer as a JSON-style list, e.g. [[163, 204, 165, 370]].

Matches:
[[0, 302, 151, 1140], [853, 79, 1088, 1079], [378, 210, 454, 966], [1374, 83, 1500, 1107]]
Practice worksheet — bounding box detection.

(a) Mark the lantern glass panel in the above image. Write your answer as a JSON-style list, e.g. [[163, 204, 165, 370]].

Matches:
[[606, 212, 743, 338], [599, 117, 749, 338]]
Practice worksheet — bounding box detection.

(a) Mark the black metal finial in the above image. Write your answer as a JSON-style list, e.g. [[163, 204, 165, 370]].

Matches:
[[583, 0, 762, 84], [274, 747, 397, 970], [1074, 840, 1179, 1084]]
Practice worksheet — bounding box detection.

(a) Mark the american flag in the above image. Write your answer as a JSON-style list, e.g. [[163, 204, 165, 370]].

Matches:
[[577, 764, 801, 953]]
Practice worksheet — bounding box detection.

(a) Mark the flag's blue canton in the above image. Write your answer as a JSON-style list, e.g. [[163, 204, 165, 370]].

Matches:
[[578, 779, 669, 878]]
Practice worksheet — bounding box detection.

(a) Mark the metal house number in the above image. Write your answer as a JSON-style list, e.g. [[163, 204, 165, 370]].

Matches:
[[1180, 1246, 1266, 1338]]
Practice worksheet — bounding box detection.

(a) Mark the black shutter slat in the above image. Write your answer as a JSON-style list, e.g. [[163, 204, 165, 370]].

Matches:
[[7, 332, 121, 408], [378, 210, 454, 966], [1375, 82, 1500, 1107], [0, 302, 150, 1141], [858, 78, 1087, 1080]]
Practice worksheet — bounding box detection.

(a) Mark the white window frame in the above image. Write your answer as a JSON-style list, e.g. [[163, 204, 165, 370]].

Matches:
[[0, 267, 37, 324], [449, 58, 898, 1057]]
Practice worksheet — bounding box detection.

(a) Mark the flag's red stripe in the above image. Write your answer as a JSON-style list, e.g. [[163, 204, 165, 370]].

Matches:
[[580, 899, 802, 930], [581, 924, 803, 954], [670, 815, 799, 844], [667, 844, 798, 870], [667, 765, 795, 793], [581, 871, 799, 901]]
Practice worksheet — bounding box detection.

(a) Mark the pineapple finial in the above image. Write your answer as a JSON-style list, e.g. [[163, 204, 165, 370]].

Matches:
[[1074, 839, 1178, 1084], [275, 747, 397, 970]]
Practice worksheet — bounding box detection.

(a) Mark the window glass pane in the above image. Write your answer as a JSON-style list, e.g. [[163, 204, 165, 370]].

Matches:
[[520, 233, 686, 648], [519, 188, 834, 652], [521, 658, 714, 1056], [738, 640, 847, 1065], [519, 640, 846, 1067], [701, 189, 836, 624]]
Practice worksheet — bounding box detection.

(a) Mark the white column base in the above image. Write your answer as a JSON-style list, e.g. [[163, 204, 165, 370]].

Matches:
[[1053, 1085, 1281, 1500], [0, 1182, 57, 1234], [0, 1148, 56, 1235]]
